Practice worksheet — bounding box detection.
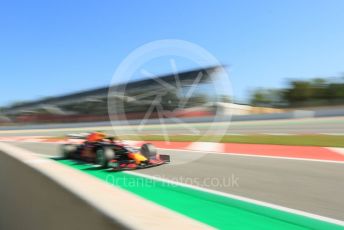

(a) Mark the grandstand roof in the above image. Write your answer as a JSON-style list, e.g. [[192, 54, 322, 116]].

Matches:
[[2, 65, 223, 114]]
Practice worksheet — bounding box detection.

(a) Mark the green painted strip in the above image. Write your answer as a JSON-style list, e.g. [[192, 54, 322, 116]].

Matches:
[[56, 159, 344, 230]]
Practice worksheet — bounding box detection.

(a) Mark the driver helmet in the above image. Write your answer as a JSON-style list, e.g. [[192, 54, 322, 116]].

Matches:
[[87, 132, 106, 142]]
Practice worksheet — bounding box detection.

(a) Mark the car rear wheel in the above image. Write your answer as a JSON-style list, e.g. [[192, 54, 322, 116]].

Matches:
[[60, 144, 77, 158], [140, 143, 157, 160], [96, 147, 115, 168]]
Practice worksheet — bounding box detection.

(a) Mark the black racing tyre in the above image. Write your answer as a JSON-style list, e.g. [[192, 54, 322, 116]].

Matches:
[[95, 147, 115, 168], [140, 143, 157, 159], [60, 144, 77, 158]]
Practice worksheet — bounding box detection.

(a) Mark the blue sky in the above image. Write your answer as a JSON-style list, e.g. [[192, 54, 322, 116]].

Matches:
[[1, 0, 344, 106]]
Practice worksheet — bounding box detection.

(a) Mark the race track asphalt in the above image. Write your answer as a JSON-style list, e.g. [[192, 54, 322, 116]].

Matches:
[[0, 117, 344, 136], [8, 141, 344, 221]]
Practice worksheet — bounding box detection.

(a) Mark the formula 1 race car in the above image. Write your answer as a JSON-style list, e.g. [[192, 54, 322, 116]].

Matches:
[[60, 132, 170, 170]]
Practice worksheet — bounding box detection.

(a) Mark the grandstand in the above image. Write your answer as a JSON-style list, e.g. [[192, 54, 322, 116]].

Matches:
[[1, 66, 223, 124]]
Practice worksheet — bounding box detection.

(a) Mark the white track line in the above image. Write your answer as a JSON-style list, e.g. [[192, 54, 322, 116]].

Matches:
[[125, 171, 344, 226], [33, 153, 57, 158], [186, 142, 224, 152], [158, 148, 344, 164], [327, 147, 344, 156], [320, 133, 344, 136]]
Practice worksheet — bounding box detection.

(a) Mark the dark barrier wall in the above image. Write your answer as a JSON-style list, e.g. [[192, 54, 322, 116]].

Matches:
[[0, 151, 128, 230]]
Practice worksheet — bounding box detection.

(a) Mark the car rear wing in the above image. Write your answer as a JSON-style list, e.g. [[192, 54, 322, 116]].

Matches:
[[66, 133, 90, 139]]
